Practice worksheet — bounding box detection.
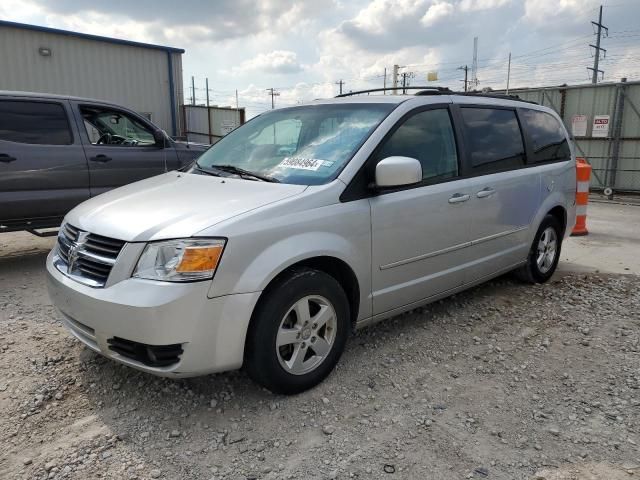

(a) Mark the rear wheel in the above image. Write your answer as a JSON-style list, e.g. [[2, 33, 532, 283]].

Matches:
[[245, 268, 350, 394], [516, 214, 563, 284]]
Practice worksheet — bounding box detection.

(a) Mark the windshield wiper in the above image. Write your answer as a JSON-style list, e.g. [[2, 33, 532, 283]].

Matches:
[[193, 164, 222, 176], [212, 165, 280, 183]]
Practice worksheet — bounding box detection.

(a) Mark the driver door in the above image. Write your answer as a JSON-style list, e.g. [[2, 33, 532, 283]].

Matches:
[[72, 102, 179, 196]]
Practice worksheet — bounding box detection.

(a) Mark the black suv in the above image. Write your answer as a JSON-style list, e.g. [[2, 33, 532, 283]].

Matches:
[[0, 91, 207, 234]]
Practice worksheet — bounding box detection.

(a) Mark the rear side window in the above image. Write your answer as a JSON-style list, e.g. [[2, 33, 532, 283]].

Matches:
[[461, 108, 525, 173], [375, 108, 458, 183], [520, 109, 570, 163], [0, 100, 72, 145]]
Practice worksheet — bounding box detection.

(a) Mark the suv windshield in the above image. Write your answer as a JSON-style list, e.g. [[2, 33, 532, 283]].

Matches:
[[194, 103, 394, 185]]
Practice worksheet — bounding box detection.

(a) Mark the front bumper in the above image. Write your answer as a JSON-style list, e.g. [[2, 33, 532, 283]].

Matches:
[[46, 250, 261, 377]]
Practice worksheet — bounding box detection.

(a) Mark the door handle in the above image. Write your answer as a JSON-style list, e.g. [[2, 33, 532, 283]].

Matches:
[[90, 154, 112, 163], [476, 187, 496, 198], [448, 193, 470, 204], [0, 153, 17, 163]]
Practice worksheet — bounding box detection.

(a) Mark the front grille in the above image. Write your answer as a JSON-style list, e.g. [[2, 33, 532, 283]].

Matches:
[[107, 337, 183, 367], [55, 223, 125, 287]]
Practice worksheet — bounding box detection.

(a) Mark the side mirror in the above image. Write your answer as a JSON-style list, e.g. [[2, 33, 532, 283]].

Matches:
[[375, 156, 422, 188], [153, 129, 167, 148]]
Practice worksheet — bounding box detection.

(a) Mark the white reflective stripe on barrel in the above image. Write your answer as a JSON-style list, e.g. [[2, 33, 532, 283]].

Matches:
[[577, 181, 590, 193], [576, 205, 588, 216]]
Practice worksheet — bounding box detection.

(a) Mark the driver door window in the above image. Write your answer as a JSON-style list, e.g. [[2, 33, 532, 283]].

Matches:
[[374, 108, 459, 184], [75, 102, 178, 196], [80, 106, 155, 147]]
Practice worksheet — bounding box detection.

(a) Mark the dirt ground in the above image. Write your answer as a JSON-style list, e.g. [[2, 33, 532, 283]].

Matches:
[[1, 204, 639, 480]]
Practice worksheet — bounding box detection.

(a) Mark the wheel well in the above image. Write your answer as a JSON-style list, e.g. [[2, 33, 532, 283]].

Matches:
[[259, 256, 360, 328], [547, 205, 567, 237]]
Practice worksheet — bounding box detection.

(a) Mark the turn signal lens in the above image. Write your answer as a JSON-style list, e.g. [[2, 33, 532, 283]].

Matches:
[[176, 246, 224, 272]]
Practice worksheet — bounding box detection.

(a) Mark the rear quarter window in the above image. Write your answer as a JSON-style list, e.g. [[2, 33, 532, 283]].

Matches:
[[520, 109, 571, 163], [0, 100, 73, 145]]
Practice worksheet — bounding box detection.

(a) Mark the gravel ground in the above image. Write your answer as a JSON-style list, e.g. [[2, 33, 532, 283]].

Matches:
[[1, 240, 639, 480]]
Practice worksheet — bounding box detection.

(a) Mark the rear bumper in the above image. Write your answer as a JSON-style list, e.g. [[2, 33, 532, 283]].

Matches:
[[46, 250, 261, 377]]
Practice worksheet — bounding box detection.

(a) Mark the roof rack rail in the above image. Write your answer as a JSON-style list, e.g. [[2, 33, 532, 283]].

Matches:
[[456, 91, 539, 105], [335, 86, 452, 97], [335, 87, 539, 104]]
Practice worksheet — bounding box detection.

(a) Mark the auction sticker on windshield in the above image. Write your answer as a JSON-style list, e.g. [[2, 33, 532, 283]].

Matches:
[[279, 157, 324, 171]]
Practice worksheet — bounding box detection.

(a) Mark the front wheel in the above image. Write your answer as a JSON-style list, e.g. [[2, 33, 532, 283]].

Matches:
[[244, 268, 350, 394], [515, 214, 563, 283]]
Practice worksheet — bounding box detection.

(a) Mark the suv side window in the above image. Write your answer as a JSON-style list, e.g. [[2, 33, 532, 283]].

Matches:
[[0, 100, 72, 145], [460, 107, 525, 174], [520, 109, 570, 163], [80, 106, 155, 146], [374, 108, 458, 183]]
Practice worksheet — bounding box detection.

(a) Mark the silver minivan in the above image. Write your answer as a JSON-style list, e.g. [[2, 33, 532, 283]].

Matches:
[[46, 90, 576, 394]]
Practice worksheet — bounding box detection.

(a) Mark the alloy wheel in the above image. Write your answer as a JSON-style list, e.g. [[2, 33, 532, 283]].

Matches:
[[275, 295, 337, 375]]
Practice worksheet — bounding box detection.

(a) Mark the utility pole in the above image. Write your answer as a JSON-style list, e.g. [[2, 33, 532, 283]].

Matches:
[[392, 64, 399, 95], [383, 67, 387, 94], [471, 36, 479, 88], [506, 52, 511, 95], [335, 79, 345, 95], [458, 65, 469, 92], [191, 76, 196, 105], [266, 88, 280, 109], [235, 89, 239, 110], [205, 78, 212, 144], [588, 5, 608, 84], [400, 71, 414, 94]]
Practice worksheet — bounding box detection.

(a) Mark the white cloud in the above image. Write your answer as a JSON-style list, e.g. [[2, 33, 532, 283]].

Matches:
[[523, 0, 596, 25], [0, 0, 45, 21], [232, 50, 303, 75], [421, 2, 455, 27], [346, 0, 429, 34], [459, 0, 511, 12]]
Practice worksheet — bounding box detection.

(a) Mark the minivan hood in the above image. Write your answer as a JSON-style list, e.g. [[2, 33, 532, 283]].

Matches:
[[66, 172, 307, 242]]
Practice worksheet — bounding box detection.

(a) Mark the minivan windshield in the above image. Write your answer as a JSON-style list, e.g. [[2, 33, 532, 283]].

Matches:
[[194, 103, 394, 185]]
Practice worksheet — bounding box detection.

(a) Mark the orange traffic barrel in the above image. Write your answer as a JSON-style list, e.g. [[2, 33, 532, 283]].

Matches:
[[571, 157, 592, 236]]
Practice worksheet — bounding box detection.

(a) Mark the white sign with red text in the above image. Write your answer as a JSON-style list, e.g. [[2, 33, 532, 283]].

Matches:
[[592, 115, 610, 138]]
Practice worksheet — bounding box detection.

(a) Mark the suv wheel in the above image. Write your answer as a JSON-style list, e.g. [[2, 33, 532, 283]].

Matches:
[[516, 214, 563, 284], [245, 268, 350, 394]]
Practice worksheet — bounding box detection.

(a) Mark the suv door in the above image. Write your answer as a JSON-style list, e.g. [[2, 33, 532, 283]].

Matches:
[[369, 106, 476, 316], [0, 98, 89, 226], [72, 102, 179, 196], [457, 105, 540, 282]]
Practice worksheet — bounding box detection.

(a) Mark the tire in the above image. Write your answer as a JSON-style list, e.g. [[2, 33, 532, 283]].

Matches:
[[515, 214, 563, 284], [244, 267, 350, 395]]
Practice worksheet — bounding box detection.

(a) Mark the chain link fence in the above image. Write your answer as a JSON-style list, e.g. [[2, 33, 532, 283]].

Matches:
[[591, 168, 640, 192]]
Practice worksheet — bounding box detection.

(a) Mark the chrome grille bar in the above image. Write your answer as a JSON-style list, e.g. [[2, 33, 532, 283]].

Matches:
[[54, 223, 125, 288]]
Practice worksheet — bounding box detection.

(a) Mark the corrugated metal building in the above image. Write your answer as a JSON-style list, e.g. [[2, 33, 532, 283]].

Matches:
[[496, 80, 640, 193], [0, 20, 184, 137]]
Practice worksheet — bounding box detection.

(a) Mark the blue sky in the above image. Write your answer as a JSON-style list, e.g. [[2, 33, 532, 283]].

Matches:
[[2, 0, 639, 117]]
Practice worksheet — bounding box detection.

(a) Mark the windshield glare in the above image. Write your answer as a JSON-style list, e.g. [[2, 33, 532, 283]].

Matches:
[[194, 103, 394, 185]]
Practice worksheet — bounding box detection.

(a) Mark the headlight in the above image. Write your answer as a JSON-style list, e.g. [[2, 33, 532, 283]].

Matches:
[[133, 238, 226, 282]]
